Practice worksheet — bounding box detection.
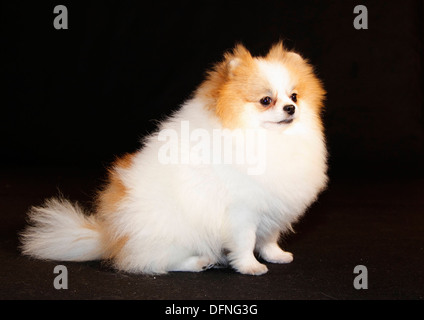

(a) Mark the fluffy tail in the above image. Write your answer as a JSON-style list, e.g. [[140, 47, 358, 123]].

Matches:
[[20, 198, 104, 261]]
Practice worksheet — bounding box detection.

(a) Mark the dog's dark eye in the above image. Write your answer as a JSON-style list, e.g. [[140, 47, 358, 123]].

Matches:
[[260, 96, 272, 106], [291, 93, 298, 103]]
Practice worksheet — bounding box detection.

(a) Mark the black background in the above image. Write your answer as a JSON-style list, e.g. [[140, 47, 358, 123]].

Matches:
[[2, 0, 423, 178], [1, 1, 424, 301]]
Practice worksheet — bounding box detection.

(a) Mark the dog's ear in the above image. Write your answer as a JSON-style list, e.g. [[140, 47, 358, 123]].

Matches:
[[266, 42, 286, 60], [224, 43, 253, 77]]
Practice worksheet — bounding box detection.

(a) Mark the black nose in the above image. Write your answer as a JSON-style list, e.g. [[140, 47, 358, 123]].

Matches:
[[283, 104, 296, 115]]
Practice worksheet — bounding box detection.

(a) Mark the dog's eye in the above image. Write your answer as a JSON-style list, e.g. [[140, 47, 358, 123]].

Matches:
[[291, 93, 298, 103], [260, 96, 272, 106]]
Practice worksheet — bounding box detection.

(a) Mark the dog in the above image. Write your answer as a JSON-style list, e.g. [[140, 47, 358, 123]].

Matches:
[[21, 42, 328, 275]]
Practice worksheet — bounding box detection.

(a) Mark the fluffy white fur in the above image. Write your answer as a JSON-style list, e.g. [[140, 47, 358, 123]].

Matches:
[[21, 43, 328, 275], [22, 198, 103, 261]]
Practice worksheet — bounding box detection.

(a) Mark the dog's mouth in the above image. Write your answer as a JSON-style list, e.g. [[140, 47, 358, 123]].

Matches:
[[277, 118, 294, 124], [261, 117, 295, 129]]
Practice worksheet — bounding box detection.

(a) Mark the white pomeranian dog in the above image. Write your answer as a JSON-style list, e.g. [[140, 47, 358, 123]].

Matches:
[[21, 42, 328, 275]]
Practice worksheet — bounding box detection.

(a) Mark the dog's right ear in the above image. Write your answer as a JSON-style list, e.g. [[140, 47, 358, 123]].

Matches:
[[224, 44, 252, 77]]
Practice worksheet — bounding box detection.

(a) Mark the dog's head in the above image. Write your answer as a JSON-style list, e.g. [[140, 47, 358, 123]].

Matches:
[[198, 42, 325, 130]]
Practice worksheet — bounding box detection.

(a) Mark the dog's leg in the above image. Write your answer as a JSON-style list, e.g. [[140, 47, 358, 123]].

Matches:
[[257, 231, 293, 264], [226, 209, 268, 276], [170, 256, 215, 272]]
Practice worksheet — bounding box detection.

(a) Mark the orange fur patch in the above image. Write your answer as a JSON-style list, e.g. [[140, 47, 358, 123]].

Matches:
[[103, 234, 130, 260], [81, 219, 98, 232], [96, 152, 136, 259], [97, 152, 135, 216]]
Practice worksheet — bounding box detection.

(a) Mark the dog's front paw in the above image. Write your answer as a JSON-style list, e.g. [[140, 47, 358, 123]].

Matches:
[[260, 244, 293, 264], [233, 258, 268, 276]]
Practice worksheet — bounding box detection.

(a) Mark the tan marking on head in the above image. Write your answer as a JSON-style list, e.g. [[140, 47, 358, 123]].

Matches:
[[196, 42, 325, 129], [265, 42, 326, 115], [197, 44, 270, 128]]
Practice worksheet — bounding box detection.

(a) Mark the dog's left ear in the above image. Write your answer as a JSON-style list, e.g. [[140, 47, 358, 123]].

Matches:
[[266, 42, 286, 60]]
